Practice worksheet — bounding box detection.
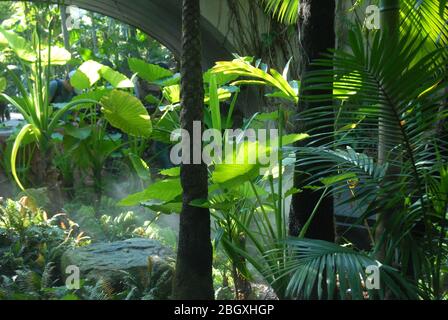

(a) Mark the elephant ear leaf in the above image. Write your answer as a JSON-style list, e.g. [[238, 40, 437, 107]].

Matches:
[[100, 66, 134, 88], [0, 26, 36, 62], [40, 46, 71, 66], [71, 60, 103, 90], [101, 90, 152, 138], [128, 58, 173, 83]]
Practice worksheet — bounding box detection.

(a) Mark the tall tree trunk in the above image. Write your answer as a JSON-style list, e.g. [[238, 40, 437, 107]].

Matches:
[[289, 0, 336, 242], [90, 13, 99, 55], [172, 0, 214, 300], [60, 5, 71, 73], [60, 5, 70, 51], [376, 0, 401, 262], [128, 26, 139, 58]]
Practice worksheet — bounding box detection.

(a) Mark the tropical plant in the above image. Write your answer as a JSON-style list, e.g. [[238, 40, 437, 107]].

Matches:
[[280, 6, 448, 299], [0, 22, 89, 190], [270, 238, 418, 299], [212, 55, 298, 103], [0, 23, 152, 194], [207, 4, 448, 294], [0, 196, 84, 299]]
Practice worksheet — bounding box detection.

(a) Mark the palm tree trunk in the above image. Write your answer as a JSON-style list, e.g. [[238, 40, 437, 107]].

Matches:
[[289, 0, 336, 242], [172, 0, 214, 300]]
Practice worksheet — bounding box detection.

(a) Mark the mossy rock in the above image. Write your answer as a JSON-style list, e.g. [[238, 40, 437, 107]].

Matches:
[[61, 238, 174, 299]]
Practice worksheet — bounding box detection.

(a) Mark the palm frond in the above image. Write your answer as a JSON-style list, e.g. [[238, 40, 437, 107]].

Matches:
[[261, 0, 299, 25], [402, 0, 448, 52], [293, 22, 447, 296], [299, 25, 447, 194], [212, 55, 299, 103], [266, 238, 418, 300]]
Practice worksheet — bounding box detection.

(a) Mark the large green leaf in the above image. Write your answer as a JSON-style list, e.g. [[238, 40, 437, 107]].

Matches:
[[101, 90, 152, 138], [160, 167, 181, 177], [213, 133, 309, 188], [128, 58, 173, 83], [154, 73, 181, 87], [118, 178, 182, 206], [162, 84, 180, 104], [203, 69, 238, 87], [142, 201, 182, 215], [40, 46, 71, 66], [320, 172, 358, 187], [72, 61, 134, 89], [72, 89, 112, 109], [128, 153, 150, 180], [0, 27, 70, 65], [204, 87, 235, 104], [0, 26, 35, 62], [63, 125, 92, 141], [71, 60, 103, 90], [100, 66, 134, 89], [212, 163, 260, 188]]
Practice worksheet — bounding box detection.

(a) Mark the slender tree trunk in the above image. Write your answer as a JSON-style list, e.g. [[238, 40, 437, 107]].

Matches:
[[376, 0, 401, 262], [91, 13, 99, 55], [172, 0, 214, 300], [60, 5, 70, 51], [289, 0, 336, 242], [128, 26, 139, 58], [60, 5, 71, 74], [232, 235, 252, 300]]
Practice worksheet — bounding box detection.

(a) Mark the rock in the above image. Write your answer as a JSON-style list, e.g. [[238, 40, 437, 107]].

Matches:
[[61, 238, 174, 299]]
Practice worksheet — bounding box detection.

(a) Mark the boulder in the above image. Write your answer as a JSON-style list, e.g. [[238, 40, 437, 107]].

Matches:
[[61, 238, 174, 299]]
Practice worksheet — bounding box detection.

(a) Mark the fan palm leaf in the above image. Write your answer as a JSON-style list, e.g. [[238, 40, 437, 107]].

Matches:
[[265, 238, 418, 299]]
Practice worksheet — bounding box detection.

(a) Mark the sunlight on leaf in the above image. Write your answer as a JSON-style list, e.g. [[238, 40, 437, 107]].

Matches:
[[101, 90, 152, 138], [119, 179, 182, 206], [100, 66, 134, 89], [128, 58, 172, 83], [40, 46, 71, 65], [71, 60, 103, 90]]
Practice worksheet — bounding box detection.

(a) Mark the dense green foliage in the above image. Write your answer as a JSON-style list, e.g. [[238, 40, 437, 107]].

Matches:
[[0, 0, 447, 301]]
